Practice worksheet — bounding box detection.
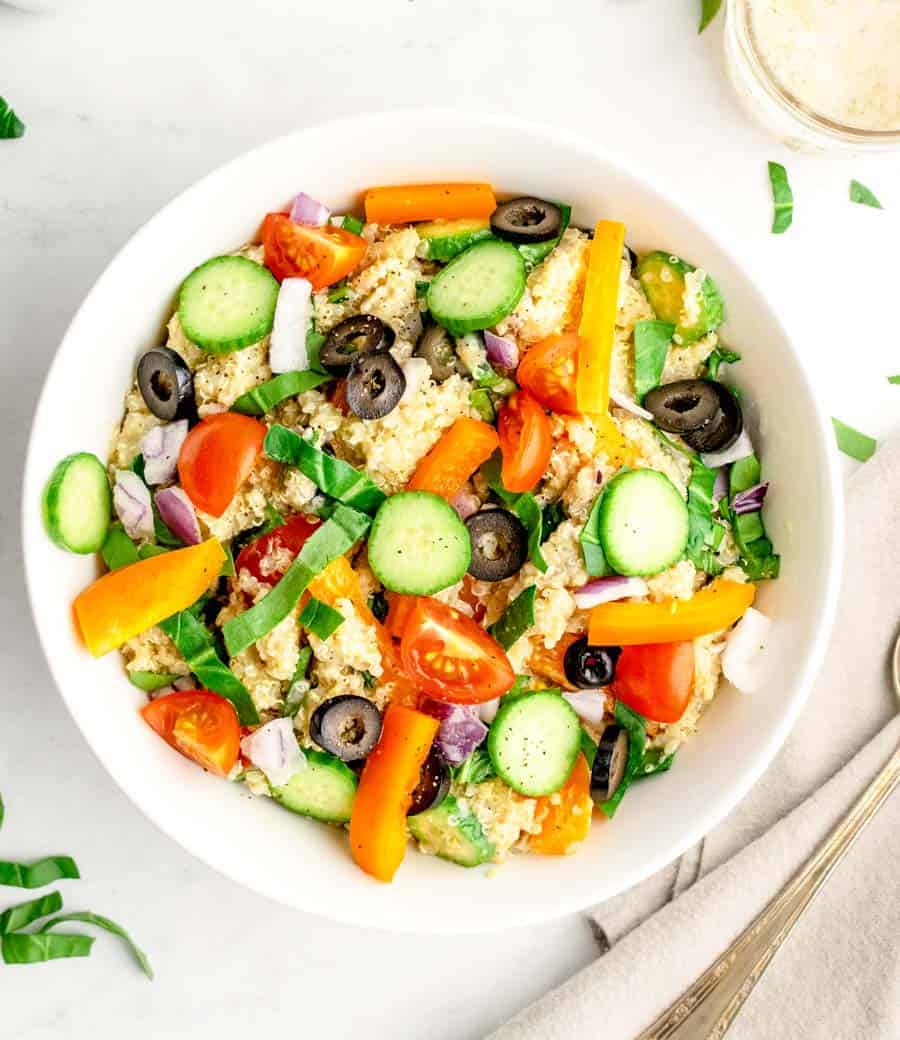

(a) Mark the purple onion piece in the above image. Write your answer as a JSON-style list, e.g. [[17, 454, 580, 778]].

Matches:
[[713, 466, 729, 503], [478, 698, 500, 724], [732, 481, 769, 516], [562, 689, 608, 726], [701, 428, 754, 468], [155, 486, 201, 545], [173, 675, 197, 691], [574, 575, 649, 609], [240, 718, 306, 787], [423, 700, 488, 765], [114, 470, 154, 540], [141, 420, 189, 486], [484, 330, 519, 370], [451, 489, 480, 520], [609, 389, 653, 420], [289, 192, 330, 227]]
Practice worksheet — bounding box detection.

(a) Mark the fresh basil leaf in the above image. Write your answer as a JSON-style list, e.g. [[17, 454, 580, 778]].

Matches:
[[138, 543, 169, 561], [698, 0, 722, 33], [832, 417, 876, 462], [264, 424, 386, 514], [327, 280, 350, 304], [580, 490, 610, 577], [849, 180, 883, 209], [37, 911, 153, 980], [475, 365, 516, 395], [305, 327, 327, 372], [489, 586, 536, 650], [469, 388, 495, 423], [361, 670, 377, 690], [342, 215, 364, 236], [888, 375, 900, 385], [636, 748, 675, 779], [507, 675, 533, 698], [0, 97, 25, 139], [652, 426, 696, 460], [702, 346, 741, 381], [299, 597, 344, 640], [0, 793, 4, 830], [231, 370, 332, 416], [292, 646, 312, 684], [540, 501, 566, 544], [101, 524, 140, 571], [580, 728, 598, 769], [0, 857, 80, 889], [159, 611, 259, 725], [0, 891, 63, 935], [2, 932, 93, 965], [519, 203, 571, 271], [452, 748, 496, 785], [633, 320, 674, 401], [599, 701, 646, 818], [415, 280, 431, 299], [740, 548, 781, 581], [729, 454, 761, 496], [768, 161, 793, 234], [223, 505, 370, 656], [127, 671, 180, 693], [482, 455, 548, 572], [685, 458, 718, 569]]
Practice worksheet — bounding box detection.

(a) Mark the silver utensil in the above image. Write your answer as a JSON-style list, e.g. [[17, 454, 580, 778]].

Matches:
[[634, 634, 900, 1040]]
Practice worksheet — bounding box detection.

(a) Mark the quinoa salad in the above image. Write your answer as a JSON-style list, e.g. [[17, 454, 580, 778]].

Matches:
[[43, 183, 779, 881]]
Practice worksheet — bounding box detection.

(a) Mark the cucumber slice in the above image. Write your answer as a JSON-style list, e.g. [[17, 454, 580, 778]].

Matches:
[[418, 218, 494, 262], [179, 255, 279, 354], [270, 749, 357, 824], [598, 469, 689, 576], [488, 692, 581, 797], [367, 491, 471, 595], [428, 239, 526, 336], [635, 251, 724, 345], [42, 453, 111, 554], [408, 795, 495, 867]]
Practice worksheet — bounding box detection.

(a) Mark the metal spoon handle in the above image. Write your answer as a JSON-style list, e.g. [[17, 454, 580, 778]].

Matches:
[[635, 742, 900, 1040]]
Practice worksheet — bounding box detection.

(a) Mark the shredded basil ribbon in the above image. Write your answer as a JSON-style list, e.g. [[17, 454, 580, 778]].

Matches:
[[0, 97, 25, 139], [633, 320, 674, 401], [580, 728, 598, 768], [223, 505, 370, 656], [519, 203, 571, 271], [2, 932, 94, 965], [36, 912, 154, 979], [698, 0, 722, 33], [685, 457, 723, 575], [489, 585, 536, 650], [0, 856, 80, 889], [231, 370, 332, 416], [482, 455, 548, 572], [127, 671, 180, 693], [724, 454, 781, 580], [452, 748, 496, 785], [342, 214, 364, 236], [849, 180, 883, 210], [832, 417, 877, 463], [299, 597, 344, 641], [469, 388, 495, 422], [0, 891, 63, 935], [101, 524, 140, 570], [768, 162, 793, 234], [599, 701, 647, 818], [888, 375, 900, 385], [264, 425, 386, 515], [702, 345, 741, 381], [159, 610, 259, 725], [580, 489, 610, 577]]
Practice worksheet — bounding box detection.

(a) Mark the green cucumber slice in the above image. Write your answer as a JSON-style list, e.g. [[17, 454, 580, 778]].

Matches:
[[408, 795, 495, 867], [487, 692, 581, 797], [42, 453, 111, 554], [427, 239, 526, 336], [367, 491, 471, 595], [179, 255, 279, 353], [418, 218, 494, 262], [598, 469, 689, 576], [635, 251, 724, 345], [270, 749, 357, 824]]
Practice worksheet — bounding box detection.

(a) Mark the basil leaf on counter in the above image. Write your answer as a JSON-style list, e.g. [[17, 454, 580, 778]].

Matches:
[[299, 597, 344, 641], [0, 856, 80, 889], [231, 370, 331, 416], [849, 180, 883, 209], [768, 162, 794, 234], [489, 586, 536, 650], [0, 891, 63, 935], [832, 417, 876, 462], [2, 932, 93, 965], [37, 911, 153, 980], [0, 98, 25, 139], [698, 0, 723, 33], [633, 320, 674, 401]]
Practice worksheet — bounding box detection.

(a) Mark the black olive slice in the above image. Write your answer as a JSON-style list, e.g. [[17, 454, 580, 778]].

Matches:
[[407, 746, 451, 816], [623, 245, 638, 272], [563, 637, 621, 689], [136, 347, 195, 422], [320, 315, 395, 372], [681, 383, 743, 454], [309, 695, 382, 762], [490, 197, 563, 245], [345, 351, 406, 420], [415, 324, 460, 382], [590, 724, 629, 804], [643, 379, 721, 436], [465, 510, 528, 582]]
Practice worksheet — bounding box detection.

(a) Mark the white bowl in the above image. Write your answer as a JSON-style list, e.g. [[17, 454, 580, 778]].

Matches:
[[22, 111, 843, 933]]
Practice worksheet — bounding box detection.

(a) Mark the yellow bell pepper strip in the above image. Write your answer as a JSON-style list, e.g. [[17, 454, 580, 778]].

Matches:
[[349, 704, 439, 882], [593, 412, 637, 468], [73, 539, 225, 658], [588, 578, 756, 646], [530, 755, 593, 855], [363, 183, 496, 225], [577, 220, 626, 415]]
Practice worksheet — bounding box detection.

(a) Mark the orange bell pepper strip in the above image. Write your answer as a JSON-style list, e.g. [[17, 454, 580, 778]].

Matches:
[[349, 704, 439, 882], [384, 592, 419, 641], [364, 183, 496, 225], [576, 220, 626, 415], [588, 579, 756, 646], [407, 417, 500, 500], [74, 539, 225, 657], [530, 755, 593, 855]]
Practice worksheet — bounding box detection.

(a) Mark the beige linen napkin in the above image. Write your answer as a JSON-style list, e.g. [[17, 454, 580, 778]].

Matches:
[[491, 435, 900, 1039]]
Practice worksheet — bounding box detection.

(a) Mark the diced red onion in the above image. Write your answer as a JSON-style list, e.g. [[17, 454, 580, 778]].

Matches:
[[713, 466, 729, 502], [155, 486, 201, 545], [140, 420, 189, 486], [269, 278, 313, 374], [722, 607, 771, 694], [701, 428, 754, 468], [400, 357, 431, 403], [610, 389, 653, 420], [484, 330, 519, 370], [289, 192, 330, 227], [574, 575, 649, 610], [114, 470, 154, 540], [424, 700, 488, 765], [478, 698, 500, 724], [451, 489, 480, 520], [562, 689, 609, 726], [732, 482, 769, 515], [173, 675, 196, 691], [240, 718, 306, 787]]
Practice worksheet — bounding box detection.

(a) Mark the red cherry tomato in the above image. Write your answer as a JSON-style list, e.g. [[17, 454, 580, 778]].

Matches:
[[613, 642, 695, 724], [262, 213, 367, 289], [178, 413, 265, 517], [141, 691, 240, 777], [234, 514, 321, 586], [516, 333, 582, 415], [497, 391, 552, 493]]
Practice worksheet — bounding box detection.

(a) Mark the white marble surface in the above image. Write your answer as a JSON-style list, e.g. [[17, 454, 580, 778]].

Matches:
[[1, 1, 898, 1036]]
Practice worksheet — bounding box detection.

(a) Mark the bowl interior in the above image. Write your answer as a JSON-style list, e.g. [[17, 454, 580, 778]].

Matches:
[[23, 112, 841, 932]]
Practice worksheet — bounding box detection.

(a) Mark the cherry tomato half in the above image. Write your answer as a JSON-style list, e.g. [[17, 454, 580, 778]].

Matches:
[[516, 332, 583, 415], [178, 412, 266, 518], [262, 213, 367, 290], [141, 690, 240, 776], [400, 598, 515, 704], [613, 642, 695, 724], [497, 391, 552, 493], [235, 514, 320, 586]]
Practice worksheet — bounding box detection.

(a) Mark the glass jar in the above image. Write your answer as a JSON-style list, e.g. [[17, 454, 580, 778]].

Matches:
[[725, 0, 900, 154]]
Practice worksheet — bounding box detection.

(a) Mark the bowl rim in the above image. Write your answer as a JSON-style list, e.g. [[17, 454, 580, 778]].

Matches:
[[22, 109, 844, 932]]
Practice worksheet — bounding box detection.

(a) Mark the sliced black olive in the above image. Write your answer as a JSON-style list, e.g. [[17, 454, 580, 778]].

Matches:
[[643, 378, 743, 453], [491, 197, 563, 245], [369, 589, 389, 624], [309, 695, 382, 762], [407, 746, 451, 816], [320, 315, 395, 372], [590, 724, 629, 805], [415, 323, 460, 382], [345, 351, 406, 420], [136, 347, 195, 422], [563, 637, 621, 689], [465, 510, 528, 582], [623, 244, 638, 272]]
